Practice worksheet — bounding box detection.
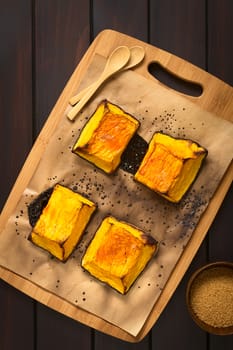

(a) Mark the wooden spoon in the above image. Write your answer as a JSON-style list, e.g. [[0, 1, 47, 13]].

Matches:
[[69, 46, 145, 107], [67, 46, 131, 121]]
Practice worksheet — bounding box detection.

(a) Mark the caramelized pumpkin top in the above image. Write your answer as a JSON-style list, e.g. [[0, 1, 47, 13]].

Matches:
[[72, 100, 140, 173], [84, 112, 138, 161], [135, 132, 207, 202], [95, 225, 144, 276]]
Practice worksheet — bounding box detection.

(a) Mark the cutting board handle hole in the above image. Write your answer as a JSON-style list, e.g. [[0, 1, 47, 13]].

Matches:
[[148, 62, 203, 97]]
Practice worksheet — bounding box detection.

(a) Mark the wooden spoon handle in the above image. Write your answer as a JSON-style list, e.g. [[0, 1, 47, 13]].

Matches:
[[67, 78, 104, 121], [69, 46, 145, 107], [67, 46, 130, 121], [69, 81, 99, 106]]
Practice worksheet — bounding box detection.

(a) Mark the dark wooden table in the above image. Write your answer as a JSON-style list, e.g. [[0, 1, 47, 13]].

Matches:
[[0, 1, 232, 349]]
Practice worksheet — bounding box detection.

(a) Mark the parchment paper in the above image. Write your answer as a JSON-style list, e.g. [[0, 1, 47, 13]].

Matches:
[[0, 54, 233, 336]]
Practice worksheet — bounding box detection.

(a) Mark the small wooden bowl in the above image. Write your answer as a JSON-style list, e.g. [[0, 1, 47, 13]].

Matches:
[[186, 261, 233, 335]]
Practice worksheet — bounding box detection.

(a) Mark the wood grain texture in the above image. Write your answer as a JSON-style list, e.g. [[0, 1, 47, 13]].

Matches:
[[36, 304, 93, 350], [0, 2, 34, 350], [92, 3, 150, 348], [33, 1, 93, 349], [149, 1, 207, 348], [208, 0, 233, 86], [0, 0, 33, 210], [0, 26, 232, 343], [207, 2, 233, 348], [92, 0, 149, 42], [94, 331, 150, 350], [0, 1, 232, 349], [0, 280, 35, 350], [34, 0, 91, 133], [149, 0, 206, 68]]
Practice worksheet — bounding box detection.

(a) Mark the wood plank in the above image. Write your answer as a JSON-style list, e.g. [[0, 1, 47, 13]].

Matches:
[[92, 1, 150, 348], [208, 0, 233, 86], [152, 252, 208, 350], [150, 1, 207, 348], [94, 331, 150, 350], [36, 304, 92, 349], [208, 187, 233, 349], [0, 1, 34, 349], [92, 0, 148, 42], [33, 1, 93, 349], [208, 186, 233, 261], [1, 1, 232, 347], [208, 1, 233, 348], [34, 0, 91, 133], [0, 0, 33, 210], [0, 280, 35, 350], [0, 28, 232, 343], [149, 0, 206, 68]]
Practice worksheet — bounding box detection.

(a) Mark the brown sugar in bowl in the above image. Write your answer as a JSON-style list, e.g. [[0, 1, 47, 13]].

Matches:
[[186, 262, 233, 335]]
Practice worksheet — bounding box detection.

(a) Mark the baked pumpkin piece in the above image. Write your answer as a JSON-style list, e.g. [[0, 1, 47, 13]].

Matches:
[[135, 132, 207, 203], [81, 216, 158, 294], [72, 100, 140, 173], [29, 184, 96, 261]]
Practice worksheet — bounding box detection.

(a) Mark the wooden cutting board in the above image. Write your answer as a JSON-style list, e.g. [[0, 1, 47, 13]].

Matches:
[[0, 29, 232, 342]]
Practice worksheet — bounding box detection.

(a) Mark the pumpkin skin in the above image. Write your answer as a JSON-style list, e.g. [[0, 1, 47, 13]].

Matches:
[[81, 216, 158, 294], [29, 184, 96, 262], [72, 100, 140, 174], [135, 132, 208, 203]]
